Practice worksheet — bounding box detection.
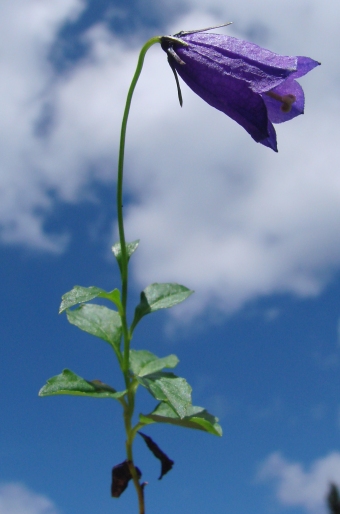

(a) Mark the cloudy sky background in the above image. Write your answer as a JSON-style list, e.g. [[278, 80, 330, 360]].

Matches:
[[2, 0, 340, 513]]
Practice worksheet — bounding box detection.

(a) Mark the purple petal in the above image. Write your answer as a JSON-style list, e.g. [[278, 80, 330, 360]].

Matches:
[[174, 58, 271, 143], [262, 79, 305, 123], [291, 56, 321, 79], [259, 121, 278, 151], [177, 33, 298, 93]]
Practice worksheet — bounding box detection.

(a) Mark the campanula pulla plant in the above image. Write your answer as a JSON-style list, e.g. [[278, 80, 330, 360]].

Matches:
[[39, 23, 320, 514]]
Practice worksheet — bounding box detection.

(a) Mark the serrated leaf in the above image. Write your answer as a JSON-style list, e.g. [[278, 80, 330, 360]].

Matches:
[[59, 285, 122, 313], [66, 304, 122, 361], [139, 402, 222, 436], [131, 283, 194, 332], [39, 369, 126, 399], [112, 240, 140, 273], [137, 372, 191, 418], [129, 349, 179, 377]]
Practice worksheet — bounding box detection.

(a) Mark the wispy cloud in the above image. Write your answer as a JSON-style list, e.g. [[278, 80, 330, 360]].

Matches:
[[0, 483, 59, 514], [257, 452, 340, 513], [0, 0, 85, 251]]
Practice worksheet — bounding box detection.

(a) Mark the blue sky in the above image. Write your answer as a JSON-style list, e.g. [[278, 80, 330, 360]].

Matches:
[[1, 0, 340, 513]]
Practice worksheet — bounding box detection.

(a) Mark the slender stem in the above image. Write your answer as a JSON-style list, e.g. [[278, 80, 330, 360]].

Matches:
[[116, 36, 161, 375], [116, 36, 162, 514], [125, 403, 145, 514]]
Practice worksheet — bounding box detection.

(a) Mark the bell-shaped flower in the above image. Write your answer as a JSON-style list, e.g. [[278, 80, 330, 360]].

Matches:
[[161, 27, 320, 151]]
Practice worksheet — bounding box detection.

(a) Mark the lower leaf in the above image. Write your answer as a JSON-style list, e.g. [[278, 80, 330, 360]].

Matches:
[[136, 372, 192, 418], [39, 369, 126, 400], [138, 432, 174, 479], [111, 460, 142, 498], [139, 402, 222, 436]]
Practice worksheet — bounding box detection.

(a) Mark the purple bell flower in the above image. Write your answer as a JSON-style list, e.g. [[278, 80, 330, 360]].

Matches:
[[161, 26, 320, 151]]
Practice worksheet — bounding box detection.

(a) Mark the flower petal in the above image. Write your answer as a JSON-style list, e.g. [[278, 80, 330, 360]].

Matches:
[[291, 56, 320, 79], [174, 58, 272, 144], [262, 79, 305, 123], [260, 121, 278, 152], [175, 33, 297, 93]]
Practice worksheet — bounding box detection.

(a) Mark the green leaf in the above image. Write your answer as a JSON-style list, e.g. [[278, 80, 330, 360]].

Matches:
[[129, 349, 179, 377], [138, 355, 179, 377], [139, 402, 222, 436], [112, 240, 140, 273], [137, 372, 191, 418], [39, 369, 126, 399], [66, 304, 122, 360], [59, 285, 122, 313], [131, 283, 194, 331]]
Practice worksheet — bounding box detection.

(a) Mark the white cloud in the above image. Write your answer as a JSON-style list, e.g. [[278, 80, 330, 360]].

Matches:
[[257, 452, 340, 513], [0, 483, 59, 514], [1, 0, 340, 316], [0, 0, 84, 251]]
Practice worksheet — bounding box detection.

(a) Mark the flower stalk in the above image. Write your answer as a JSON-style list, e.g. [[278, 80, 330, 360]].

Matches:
[[116, 35, 162, 514], [117, 36, 161, 374]]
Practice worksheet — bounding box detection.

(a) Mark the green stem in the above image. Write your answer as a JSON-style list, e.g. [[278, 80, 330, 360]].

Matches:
[[124, 398, 145, 514], [116, 36, 161, 375], [116, 36, 162, 514]]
